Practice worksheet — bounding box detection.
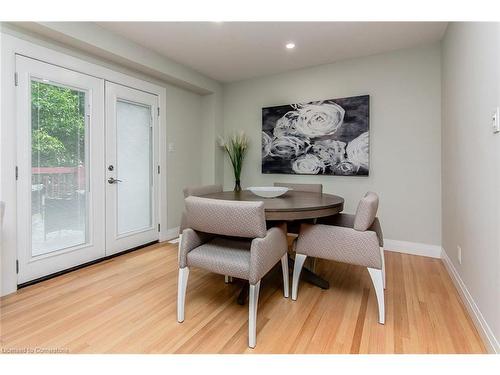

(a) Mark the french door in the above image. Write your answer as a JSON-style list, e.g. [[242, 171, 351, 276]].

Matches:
[[16, 56, 159, 284], [16, 56, 105, 283], [105, 82, 159, 255]]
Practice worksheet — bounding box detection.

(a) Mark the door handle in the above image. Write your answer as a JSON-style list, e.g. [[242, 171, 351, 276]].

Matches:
[[108, 177, 122, 184]]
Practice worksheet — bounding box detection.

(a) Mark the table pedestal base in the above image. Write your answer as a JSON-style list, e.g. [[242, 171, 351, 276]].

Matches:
[[290, 256, 330, 289], [237, 285, 248, 305], [235, 255, 329, 305]]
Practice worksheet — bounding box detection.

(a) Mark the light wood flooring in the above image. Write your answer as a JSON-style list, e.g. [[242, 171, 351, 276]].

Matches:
[[0, 242, 486, 353]]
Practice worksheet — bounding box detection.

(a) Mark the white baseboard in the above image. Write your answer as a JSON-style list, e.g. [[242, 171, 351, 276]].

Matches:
[[384, 239, 498, 353], [384, 239, 443, 259], [161, 226, 180, 242], [441, 249, 499, 354]]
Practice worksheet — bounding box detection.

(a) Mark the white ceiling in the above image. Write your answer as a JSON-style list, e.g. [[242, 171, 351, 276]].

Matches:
[[97, 22, 448, 83]]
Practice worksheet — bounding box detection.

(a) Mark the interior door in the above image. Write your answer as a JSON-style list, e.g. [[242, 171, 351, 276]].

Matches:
[[16, 55, 105, 284], [105, 82, 159, 255]]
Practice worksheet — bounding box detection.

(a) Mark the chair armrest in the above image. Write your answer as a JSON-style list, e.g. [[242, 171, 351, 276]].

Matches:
[[179, 228, 213, 268], [249, 224, 288, 284], [318, 213, 383, 247], [296, 223, 382, 269]]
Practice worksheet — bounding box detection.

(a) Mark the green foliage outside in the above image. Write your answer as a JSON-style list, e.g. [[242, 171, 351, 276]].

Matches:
[[31, 81, 86, 167]]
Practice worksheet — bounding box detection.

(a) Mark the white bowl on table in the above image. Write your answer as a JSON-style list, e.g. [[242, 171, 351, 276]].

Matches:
[[247, 186, 291, 198]]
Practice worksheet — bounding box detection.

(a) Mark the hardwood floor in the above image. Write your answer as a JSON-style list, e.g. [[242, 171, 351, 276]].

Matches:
[[0, 241, 486, 354]]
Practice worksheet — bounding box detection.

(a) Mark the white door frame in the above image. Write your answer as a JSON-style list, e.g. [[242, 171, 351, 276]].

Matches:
[[0, 34, 168, 295]]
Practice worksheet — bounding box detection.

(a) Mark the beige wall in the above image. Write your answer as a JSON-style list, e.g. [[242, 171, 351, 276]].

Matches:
[[441, 22, 500, 348], [222, 44, 442, 245], [165, 86, 204, 229]]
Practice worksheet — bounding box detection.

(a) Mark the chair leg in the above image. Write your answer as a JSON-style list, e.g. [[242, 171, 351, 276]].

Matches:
[[291, 254, 307, 301], [177, 234, 182, 260], [380, 246, 386, 289], [177, 267, 189, 323], [280, 254, 289, 298], [248, 281, 261, 348], [225, 275, 233, 283], [367, 267, 385, 324]]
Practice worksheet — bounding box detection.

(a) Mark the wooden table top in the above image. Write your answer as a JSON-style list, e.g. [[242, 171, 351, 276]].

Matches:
[[200, 190, 344, 221]]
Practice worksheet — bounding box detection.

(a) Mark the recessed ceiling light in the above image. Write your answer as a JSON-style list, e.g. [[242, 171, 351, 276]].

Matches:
[[286, 42, 295, 49]]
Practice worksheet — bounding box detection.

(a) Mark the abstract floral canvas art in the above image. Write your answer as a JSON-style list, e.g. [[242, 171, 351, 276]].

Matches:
[[262, 95, 369, 176]]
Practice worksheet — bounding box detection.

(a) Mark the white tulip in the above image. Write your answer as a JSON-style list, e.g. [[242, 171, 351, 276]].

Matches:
[[217, 135, 226, 148]]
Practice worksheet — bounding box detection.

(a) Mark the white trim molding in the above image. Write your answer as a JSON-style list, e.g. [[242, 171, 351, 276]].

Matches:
[[162, 226, 180, 242], [441, 249, 499, 354], [384, 240, 498, 352], [384, 239, 443, 259]]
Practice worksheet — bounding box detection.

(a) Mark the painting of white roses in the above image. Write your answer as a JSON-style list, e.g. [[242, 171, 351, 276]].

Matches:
[[262, 95, 369, 176]]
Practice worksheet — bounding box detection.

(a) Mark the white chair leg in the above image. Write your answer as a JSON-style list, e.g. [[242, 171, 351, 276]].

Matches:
[[291, 254, 307, 301], [380, 246, 386, 289], [280, 254, 289, 298], [177, 267, 189, 323], [367, 267, 385, 324], [248, 281, 261, 348], [177, 234, 183, 262], [224, 275, 229, 283]]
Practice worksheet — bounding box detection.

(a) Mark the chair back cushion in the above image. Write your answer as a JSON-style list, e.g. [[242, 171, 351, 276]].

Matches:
[[273, 182, 322, 193], [181, 185, 223, 234], [353, 192, 379, 231], [183, 184, 223, 198], [184, 196, 267, 238]]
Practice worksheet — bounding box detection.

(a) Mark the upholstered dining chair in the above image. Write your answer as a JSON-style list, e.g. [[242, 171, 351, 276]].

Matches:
[[177, 196, 289, 348], [179, 184, 223, 234], [291, 192, 386, 324], [179, 184, 229, 281], [317, 197, 385, 289]]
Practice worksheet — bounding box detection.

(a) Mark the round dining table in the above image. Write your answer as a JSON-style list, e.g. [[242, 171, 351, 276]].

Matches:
[[200, 189, 345, 303], [201, 190, 344, 221]]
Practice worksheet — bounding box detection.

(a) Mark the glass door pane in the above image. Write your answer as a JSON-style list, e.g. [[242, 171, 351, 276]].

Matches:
[[31, 80, 88, 256], [116, 100, 152, 234]]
